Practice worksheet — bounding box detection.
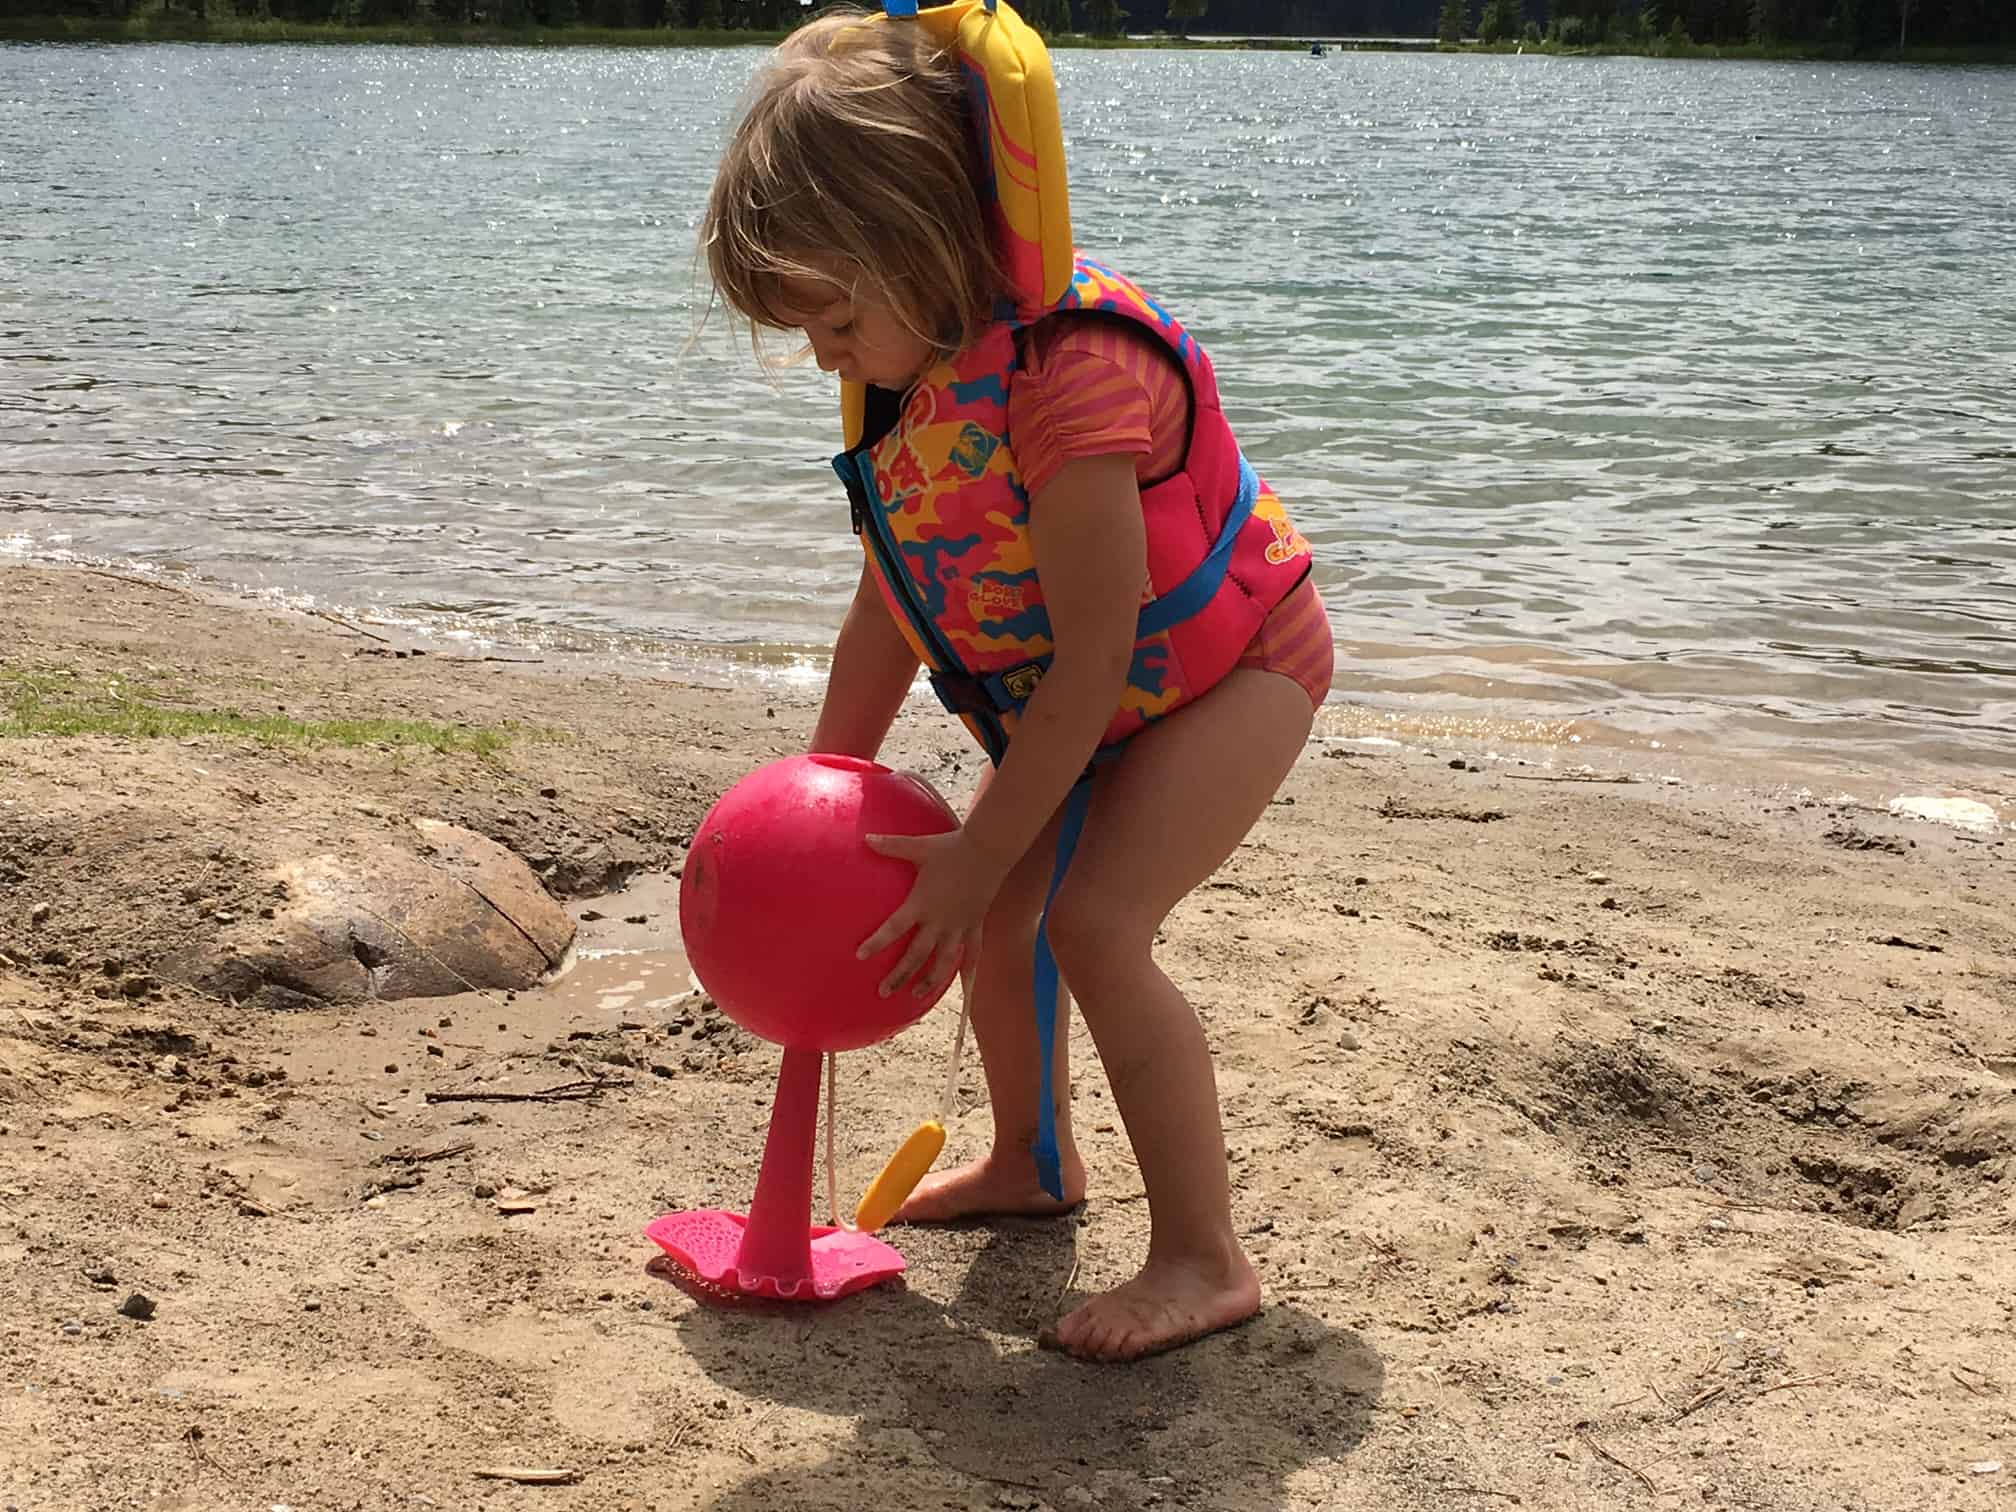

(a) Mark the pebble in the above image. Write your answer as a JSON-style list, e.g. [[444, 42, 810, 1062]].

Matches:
[[1970, 1461, 2003, 1476], [84, 1266, 116, 1286], [473, 1183, 497, 1199], [383, 1063, 399, 1075], [1586, 871, 1612, 885], [1339, 1031, 1362, 1051], [148, 1193, 170, 1211], [303, 1298, 322, 1313], [60, 1319, 83, 1337], [30, 902, 51, 925], [118, 1293, 157, 1322]]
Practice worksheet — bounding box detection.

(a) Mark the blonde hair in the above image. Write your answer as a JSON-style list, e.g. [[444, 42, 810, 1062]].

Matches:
[[700, 7, 1006, 365]]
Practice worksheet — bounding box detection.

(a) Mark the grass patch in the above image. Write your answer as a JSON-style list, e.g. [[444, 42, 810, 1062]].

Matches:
[[0, 666, 515, 754]]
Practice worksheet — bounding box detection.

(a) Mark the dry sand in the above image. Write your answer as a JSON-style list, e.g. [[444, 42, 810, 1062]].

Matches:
[[1, 563, 2012, 1512]]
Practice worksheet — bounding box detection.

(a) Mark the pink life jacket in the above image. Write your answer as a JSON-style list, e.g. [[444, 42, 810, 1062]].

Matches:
[[832, 254, 1314, 765]]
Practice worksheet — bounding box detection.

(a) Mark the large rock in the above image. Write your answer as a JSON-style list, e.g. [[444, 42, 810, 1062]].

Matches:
[[185, 821, 575, 1009]]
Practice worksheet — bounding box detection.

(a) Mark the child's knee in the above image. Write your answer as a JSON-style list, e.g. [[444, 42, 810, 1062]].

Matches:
[[1045, 887, 1152, 994]]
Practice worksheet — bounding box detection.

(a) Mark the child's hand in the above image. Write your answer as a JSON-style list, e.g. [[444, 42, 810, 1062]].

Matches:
[[857, 830, 1002, 1000]]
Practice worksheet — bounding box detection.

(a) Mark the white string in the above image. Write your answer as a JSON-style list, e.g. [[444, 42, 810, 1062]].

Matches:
[[821, 961, 976, 1231]]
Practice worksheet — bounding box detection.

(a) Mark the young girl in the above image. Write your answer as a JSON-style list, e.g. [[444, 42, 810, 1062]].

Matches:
[[700, 4, 1332, 1362]]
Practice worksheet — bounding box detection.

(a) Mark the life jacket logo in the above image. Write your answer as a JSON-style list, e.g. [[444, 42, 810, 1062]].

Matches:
[[971, 578, 1026, 623], [1264, 515, 1312, 566], [999, 662, 1045, 701], [877, 443, 929, 502], [947, 422, 1000, 480]]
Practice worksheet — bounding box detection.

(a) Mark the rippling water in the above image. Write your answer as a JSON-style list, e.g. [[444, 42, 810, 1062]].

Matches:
[[3, 44, 2013, 776]]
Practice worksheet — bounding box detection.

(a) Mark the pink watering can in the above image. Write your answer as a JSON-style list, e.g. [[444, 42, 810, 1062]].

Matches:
[[645, 754, 961, 1302]]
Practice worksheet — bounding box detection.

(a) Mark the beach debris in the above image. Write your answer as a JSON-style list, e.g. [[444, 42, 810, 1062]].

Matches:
[[1378, 797, 1506, 823], [425, 1076, 623, 1106], [1824, 826, 1909, 854], [1888, 795, 1998, 833]]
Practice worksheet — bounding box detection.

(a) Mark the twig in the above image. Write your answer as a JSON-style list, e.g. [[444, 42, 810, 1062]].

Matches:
[[311, 607, 392, 644], [1057, 1252, 1082, 1305], [425, 1077, 622, 1106], [183, 1424, 233, 1477], [1754, 1373, 1833, 1398], [1576, 1424, 1657, 1493], [85, 568, 195, 600], [1952, 1367, 1998, 1398], [473, 1468, 579, 1485], [355, 1100, 391, 1121], [1675, 1385, 1726, 1420], [381, 1140, 475, 1166]]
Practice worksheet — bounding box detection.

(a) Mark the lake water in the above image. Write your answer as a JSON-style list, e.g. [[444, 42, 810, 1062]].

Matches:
[[3, 43, 2013, 782]]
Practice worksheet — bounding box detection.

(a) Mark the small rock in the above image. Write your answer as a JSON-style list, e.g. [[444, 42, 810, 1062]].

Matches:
[[1339, 1031, 1362, 1051], [29, 902, 51, 926], [148, 1193, 170, 1211], [579, 909, 606, 922], [473, 1183, 497, 1199], [426, 1044, 444, 1058], [624, 914, 649, 925], [303, 1298, 322, 1313], [84, 1266, 116, 1286], [538, 786, 558, 799], [1600, 896, 1620, 910], [1449, 759, 1467, 770], [154, 1055, 183, 1080], [1969, 1461, 2003, 1476], [1692, 1165, 1718, 1184], [60, 1319, 83, 1337], [383, 1063, 398, 1075], [212, 910, 237, 925], [118, 1293, 157, 1322], [1585, 871, 1611, 885]]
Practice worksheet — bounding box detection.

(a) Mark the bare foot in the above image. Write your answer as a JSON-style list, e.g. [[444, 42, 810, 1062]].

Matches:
[[1041, 1251, 1261, 1362], [891, 1150, 1087, 1224]]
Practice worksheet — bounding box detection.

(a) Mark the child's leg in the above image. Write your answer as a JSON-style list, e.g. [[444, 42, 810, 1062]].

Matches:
[[894, 800, 1086, 1220], [1043, 667, 1314, 1362]]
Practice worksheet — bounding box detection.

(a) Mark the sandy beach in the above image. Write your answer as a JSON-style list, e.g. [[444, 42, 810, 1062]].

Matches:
[[1, 561, 2011, 1512]]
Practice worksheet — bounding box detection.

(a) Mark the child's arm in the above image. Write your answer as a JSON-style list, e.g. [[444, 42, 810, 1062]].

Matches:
[[961, 453, 1142, 869], [812, 562, 920, 760], [861, 454, 1143, 994]]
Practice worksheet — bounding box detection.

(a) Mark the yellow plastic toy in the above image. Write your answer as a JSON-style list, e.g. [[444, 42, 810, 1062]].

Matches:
[[827, 960, 972, 1233]]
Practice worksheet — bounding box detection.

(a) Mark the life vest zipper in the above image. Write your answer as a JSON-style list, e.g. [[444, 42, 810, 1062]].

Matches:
[[841, 451, 1011, 763]]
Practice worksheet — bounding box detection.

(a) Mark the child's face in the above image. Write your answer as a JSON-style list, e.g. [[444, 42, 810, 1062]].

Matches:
[[772, 269, 935, 390]]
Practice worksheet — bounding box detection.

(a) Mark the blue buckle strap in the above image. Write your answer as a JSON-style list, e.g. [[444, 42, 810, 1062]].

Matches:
[[1135, 454, 1259, 639]]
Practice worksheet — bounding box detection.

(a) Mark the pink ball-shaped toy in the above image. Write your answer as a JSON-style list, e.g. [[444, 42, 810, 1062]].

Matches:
[[678, 754, 960, 1053]]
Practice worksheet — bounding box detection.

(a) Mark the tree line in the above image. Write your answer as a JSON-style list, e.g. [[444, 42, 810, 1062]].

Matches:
[[22, 0, 2012, 51]]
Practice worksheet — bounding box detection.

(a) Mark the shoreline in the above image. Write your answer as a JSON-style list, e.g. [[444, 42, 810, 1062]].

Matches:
[[7, 551, 2009, 832], [2, 557, 2012, 1510]]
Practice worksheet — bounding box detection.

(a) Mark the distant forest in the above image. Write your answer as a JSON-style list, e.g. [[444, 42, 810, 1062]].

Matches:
[[17, 0, 2011, 52]]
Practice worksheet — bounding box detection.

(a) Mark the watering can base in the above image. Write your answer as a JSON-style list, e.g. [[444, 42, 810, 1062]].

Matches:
[[644, 1209, 907, 1302]]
